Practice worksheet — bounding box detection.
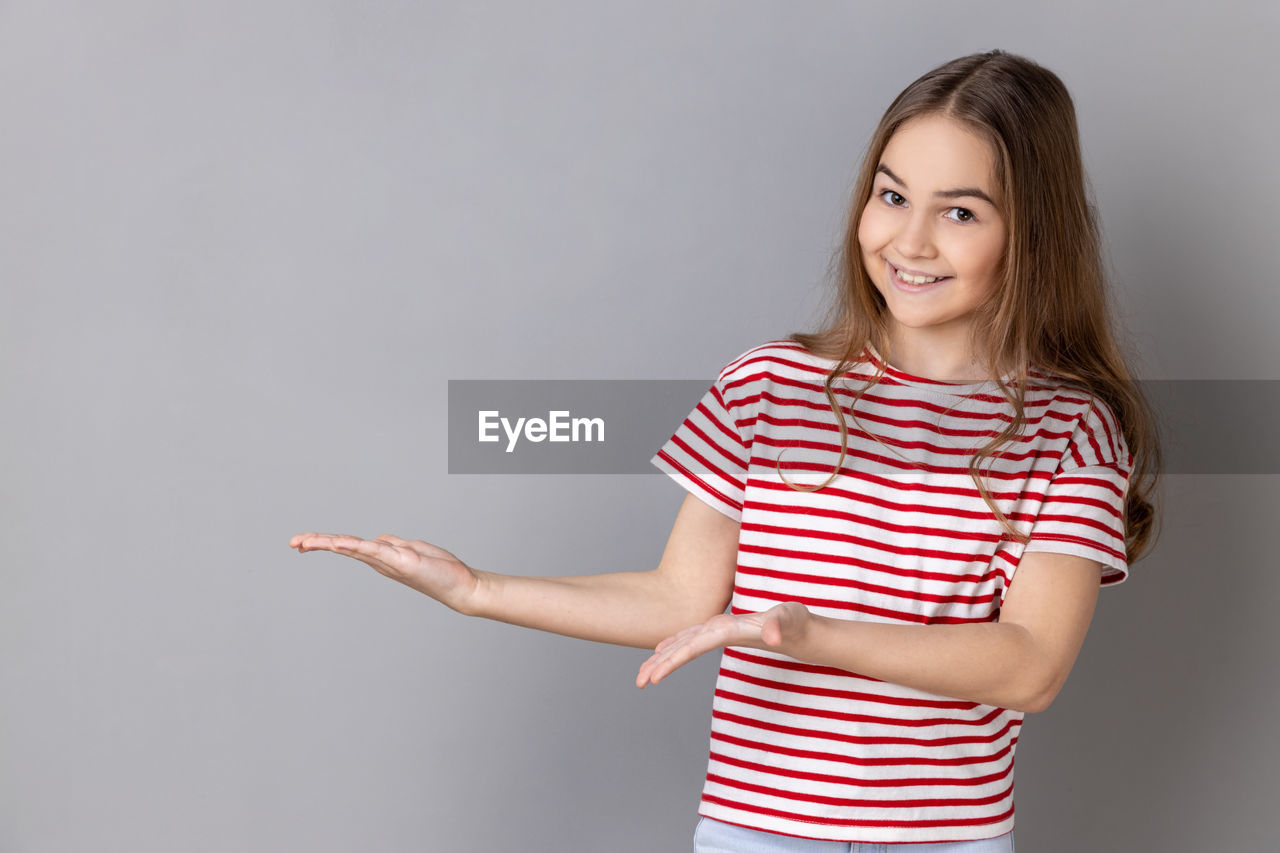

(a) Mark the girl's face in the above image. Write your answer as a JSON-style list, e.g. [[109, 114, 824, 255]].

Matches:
[[858, 114, 1008, 363]]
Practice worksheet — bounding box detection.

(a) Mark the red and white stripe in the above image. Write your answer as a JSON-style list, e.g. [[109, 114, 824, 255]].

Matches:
[[651, 340, 1131, 843]]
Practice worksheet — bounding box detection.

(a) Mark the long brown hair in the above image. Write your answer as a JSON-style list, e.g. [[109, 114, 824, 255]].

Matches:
[[789, 49, 1161, 564]]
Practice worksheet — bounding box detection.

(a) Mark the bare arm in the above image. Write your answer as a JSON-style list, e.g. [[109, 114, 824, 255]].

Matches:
[[290, 493, 740, 650], [635, 550, 1103, 713], [779, 616, 1043, 711]]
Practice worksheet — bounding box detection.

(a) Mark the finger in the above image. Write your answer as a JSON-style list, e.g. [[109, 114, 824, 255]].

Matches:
[[646, 627, 703, 675], [636, 637, 687, 688], [652, 625, 701, 655], [337, 536, 407, 563], [635, 652, 661, 689], [292, 532, 327, 552], [374, 534, 458, 562], [643, 631, 721, 686], [760, 615, 783, 647], [330, 542, 419, 582], [291, 532, 354, 550], [636, 646, 682, 688], [371, 534, 422, 559], [295, 535, 404, 573], [763, 602, 808, 647], [289, 533, 317, 548], [363, 535, 437, 560], [643, 642, 698, 686], [294, 533, 362, 553]]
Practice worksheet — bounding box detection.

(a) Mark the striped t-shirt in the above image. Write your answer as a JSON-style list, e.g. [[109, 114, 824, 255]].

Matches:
[[650, 339, 1131, 843]]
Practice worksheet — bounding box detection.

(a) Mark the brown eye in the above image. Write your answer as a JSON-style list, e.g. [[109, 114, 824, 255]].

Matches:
[[879, 190, 906, 206], [947, 207, 976, 223]]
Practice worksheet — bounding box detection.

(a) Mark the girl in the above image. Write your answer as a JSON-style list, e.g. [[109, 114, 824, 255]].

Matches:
[[290, 50, 1160, 852]]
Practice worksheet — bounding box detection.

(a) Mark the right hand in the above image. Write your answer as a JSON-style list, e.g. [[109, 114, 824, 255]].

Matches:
[[289, 532, 481, 612]]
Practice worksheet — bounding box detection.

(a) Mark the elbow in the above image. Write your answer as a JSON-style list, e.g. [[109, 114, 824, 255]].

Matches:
[[665, 583, 733, 631], [1003, 626, 1068, 714], [690, 589, 733, 624], [689, 573, 735, 624], [1018, 690, 1052, 715], [1018, 671, 1066, 714]]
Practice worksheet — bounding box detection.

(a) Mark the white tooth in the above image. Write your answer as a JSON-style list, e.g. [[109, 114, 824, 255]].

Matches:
[[899, 269, 939, 284]]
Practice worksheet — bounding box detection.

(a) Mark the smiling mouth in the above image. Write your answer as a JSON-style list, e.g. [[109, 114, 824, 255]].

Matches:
[[888, 260, 953, 288]]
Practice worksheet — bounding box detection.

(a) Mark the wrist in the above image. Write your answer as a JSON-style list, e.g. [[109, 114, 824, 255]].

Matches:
[[452, 567, 492, 618]]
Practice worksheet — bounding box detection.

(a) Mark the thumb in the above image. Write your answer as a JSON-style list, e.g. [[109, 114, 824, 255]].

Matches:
[[760, 611, 785, 647]]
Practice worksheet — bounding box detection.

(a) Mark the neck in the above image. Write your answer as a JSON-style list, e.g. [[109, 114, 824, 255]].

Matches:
[[881, 326, 992, 382]]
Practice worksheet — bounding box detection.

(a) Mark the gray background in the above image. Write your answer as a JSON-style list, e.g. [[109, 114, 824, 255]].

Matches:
[[2, 1, 1276, 851]]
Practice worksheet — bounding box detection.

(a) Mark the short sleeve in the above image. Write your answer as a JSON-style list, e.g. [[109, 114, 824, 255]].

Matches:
[[650, 373, 753, 522], [1025, 397, 1132, 585]]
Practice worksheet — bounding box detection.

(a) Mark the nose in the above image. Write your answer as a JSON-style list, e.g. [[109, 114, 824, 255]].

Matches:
[[892, 208, 937, 260]]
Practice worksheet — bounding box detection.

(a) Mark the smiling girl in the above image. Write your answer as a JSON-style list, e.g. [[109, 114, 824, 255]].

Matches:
[[291, 50, 1160, 851]]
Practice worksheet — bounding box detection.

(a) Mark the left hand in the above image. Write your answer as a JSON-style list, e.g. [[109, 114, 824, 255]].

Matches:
[[635, 602, 812, 688]]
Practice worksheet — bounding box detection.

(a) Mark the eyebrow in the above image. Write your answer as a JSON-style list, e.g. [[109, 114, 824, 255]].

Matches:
[[875, 164, 997, 207]]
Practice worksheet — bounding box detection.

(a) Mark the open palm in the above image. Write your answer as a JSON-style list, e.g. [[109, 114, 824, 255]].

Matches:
[[289, 532, 479, 611], [635, 602, 811, 688]]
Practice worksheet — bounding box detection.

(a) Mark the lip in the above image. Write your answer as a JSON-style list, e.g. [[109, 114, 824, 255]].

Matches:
[[888, 259, 951, 279], [886, 259, 952, 292]]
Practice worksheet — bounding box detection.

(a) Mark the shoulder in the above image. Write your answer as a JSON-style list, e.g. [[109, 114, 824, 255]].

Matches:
[[716, 339, 832, 387], [1025, 371, 1129, 471]]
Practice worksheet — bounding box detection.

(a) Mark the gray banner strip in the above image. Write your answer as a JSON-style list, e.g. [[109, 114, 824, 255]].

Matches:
[[447, 379, 1279, 475], [448, 379, 710, 474], [1144, 380, 1278, 474]]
